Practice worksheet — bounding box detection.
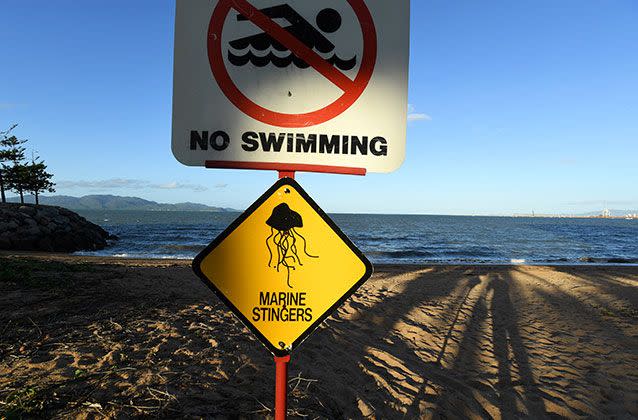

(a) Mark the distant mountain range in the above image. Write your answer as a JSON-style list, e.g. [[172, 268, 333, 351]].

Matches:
[[6, 195, 236, 212]]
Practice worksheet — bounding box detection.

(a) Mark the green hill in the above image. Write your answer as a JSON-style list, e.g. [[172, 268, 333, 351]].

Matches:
[[6, 195, 235, 212]]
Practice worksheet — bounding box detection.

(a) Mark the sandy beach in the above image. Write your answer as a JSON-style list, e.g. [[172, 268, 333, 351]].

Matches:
[[1, 253, 637, 418]]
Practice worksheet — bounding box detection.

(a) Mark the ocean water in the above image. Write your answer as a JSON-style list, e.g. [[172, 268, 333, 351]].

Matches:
[[75, 211, 638, 265]]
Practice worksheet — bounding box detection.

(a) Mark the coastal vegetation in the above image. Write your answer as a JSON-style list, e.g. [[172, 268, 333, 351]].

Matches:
[[0, 125, 55, 205]]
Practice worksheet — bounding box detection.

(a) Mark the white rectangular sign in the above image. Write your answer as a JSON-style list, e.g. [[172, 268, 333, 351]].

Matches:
[[172, 0, 410, 173]]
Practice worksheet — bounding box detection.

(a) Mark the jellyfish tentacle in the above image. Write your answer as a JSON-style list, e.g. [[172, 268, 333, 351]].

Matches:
[[293, 228, 318, 258], [290, 232, 302, 266], [274, 231, 283, 272], [282, 232, 300, 264], [266, 227, 275, 267], [279, 255, 294, 288], [281, 232, 289, 266], [266, 206, 316, 288]]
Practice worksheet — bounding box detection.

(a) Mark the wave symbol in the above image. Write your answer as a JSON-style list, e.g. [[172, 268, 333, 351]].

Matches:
[[228, 51, 357, 70]]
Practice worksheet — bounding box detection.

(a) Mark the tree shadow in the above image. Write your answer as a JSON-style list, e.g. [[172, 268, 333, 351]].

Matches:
[[548, 266, 638, 316], [431, 271, 549, 418], [6, 258, 635, 418], [292, 266, 477, 417], [490, 271, 548, 417], [513, 267, 637, 346], [508, 266, 638, 418]]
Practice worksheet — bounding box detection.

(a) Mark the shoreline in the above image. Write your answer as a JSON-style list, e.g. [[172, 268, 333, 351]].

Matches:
[[3, 250, 638, 268]]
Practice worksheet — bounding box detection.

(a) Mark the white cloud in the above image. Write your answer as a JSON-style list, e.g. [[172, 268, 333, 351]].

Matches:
[[407, 113, 432, 121], [58, 178, 208, 192], [158, 182, 178, 189], [407, 104, 432, 122], [158, 181, 208, 192]]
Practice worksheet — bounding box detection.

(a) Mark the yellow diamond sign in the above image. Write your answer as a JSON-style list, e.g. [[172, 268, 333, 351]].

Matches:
[[193, 178, 373, 356]]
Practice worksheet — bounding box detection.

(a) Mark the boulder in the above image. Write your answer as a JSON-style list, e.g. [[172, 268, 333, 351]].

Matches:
[[0, 203, 117, 253]]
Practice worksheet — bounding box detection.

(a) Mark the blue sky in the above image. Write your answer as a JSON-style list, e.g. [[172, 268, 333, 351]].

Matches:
[[2, 0, 637, 215]]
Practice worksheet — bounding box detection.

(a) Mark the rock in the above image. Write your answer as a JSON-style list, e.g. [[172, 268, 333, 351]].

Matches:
[[24, 218, 38, 228], [18, 205, 37, 216], [37, 237, 54, 251], [0, 203, 116, 253], [34, 214, 51, 225], [0, 237, 10, 249], [24, 226, 42, 237], [11, 237, 36, 250], [52, 215, 71, 225]]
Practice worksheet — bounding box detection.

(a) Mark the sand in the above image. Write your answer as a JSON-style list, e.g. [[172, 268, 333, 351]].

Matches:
[[1, 253, 637, 418]]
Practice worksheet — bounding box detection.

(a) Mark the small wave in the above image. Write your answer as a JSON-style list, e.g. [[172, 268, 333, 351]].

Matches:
[[228, 51, 356, 70], [161, 244, 206, 252], [580, 256, 638, 264], [366, 250, 434, 259]]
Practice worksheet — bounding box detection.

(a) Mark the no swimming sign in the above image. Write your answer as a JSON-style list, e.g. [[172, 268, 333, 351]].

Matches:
[[172, 0, 410, 173]]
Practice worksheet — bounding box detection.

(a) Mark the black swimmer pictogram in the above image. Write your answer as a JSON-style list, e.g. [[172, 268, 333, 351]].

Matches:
[[266, 203, 318, 288], [229, 5, 357, 70]]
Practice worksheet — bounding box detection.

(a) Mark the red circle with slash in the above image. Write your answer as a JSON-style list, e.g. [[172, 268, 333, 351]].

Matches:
[[208, 0, 377, 128]]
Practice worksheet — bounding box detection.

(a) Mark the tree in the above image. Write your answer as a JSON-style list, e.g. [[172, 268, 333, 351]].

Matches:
[[0, 124, 21, 203], [1, 125, 55, 205], [1, 128, 28, 204], [5, 163, 30, 204], [25, 157, 55, 205]]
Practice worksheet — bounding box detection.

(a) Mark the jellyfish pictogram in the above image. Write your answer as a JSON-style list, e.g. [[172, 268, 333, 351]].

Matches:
[[266, 203, 318, 288]]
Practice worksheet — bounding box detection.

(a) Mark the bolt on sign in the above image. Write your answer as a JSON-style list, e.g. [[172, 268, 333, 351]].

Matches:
[[193, 178, 373, 355], [172, 0, 410, 173]]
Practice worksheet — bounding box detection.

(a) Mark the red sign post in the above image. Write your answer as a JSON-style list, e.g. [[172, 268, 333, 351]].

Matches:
[[173, 0, 410, 416], [207, 0, 376, 414]]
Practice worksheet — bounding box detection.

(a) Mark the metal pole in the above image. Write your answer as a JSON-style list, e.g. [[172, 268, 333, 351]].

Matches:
[[274, 355, 291, 419], [274, 170, 294, 419]]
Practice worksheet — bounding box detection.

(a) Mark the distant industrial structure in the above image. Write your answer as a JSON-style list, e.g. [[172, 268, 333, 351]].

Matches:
[[513, 208, 637, 219]]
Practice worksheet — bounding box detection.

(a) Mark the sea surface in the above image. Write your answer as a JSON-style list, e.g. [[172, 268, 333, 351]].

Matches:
[[74, 210, 638, 265]]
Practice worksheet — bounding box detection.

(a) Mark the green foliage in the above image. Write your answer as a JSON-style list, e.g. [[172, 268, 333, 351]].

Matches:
[[2, 387, 46, 418], [0, 125, 55, 204], [0, 262, 27, 283], [0, 257, 96, 288], [24, 157, 55, 204], [0, 124, 25, 163]]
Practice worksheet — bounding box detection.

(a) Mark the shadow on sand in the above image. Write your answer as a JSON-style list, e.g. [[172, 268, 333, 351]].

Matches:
[[2, 258, 637, 418]]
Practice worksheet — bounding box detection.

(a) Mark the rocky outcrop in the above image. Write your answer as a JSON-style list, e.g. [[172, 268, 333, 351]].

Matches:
[[0, 203, 117, 252]]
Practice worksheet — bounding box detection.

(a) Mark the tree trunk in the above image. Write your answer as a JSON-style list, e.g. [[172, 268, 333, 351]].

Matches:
[[0, 170, 5, 203], [19, 188, 24, 204], [35, 190, 39, 205]]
